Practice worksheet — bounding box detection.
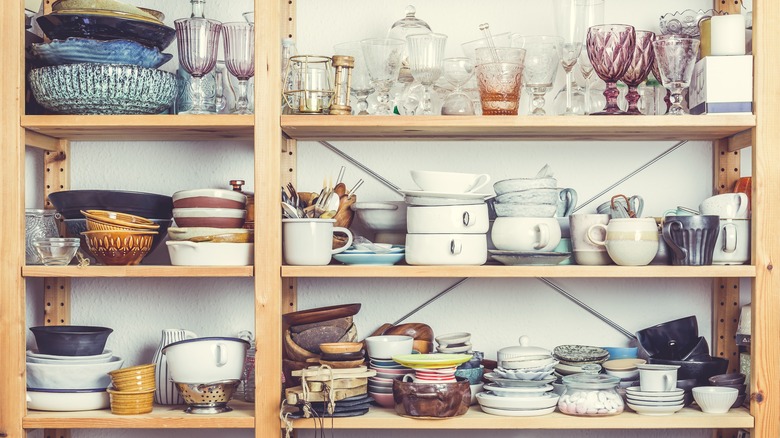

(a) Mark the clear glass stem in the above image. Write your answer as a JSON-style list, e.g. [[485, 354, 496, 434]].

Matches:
[[531, 87, 548, 116], [190, 76, 207, 114], [564, 70, 574, 114], [374, 82, 392, 115], [668, 87, 685, 115], [583, 74, 592, 115], [352, 89, 372, 115], [234, 79, 251, 114], [215, 69, 225, 113], [421, 84, 433, 115]]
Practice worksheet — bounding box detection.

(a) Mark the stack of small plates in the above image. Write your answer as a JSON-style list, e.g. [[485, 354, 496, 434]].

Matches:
[[625, 387, 686, 416], [553, 345, 610, 376], [367, 358, 409, 408], [476, 383, 559, 417], [333, 245, 405, 266], [435, 332, 472, 354]]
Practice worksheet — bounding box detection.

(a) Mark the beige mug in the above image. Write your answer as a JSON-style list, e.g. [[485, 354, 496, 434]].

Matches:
[[282, 218, 353, 265]]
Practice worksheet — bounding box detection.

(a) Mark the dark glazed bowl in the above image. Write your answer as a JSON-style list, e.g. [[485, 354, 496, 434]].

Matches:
[[646, 356, 729, 385], [30, 325, 113, 356], [392, 377, 470, 418], [709, 373, 746, 386], [636, 315, 699, 359], [49, 190, 173, 220]]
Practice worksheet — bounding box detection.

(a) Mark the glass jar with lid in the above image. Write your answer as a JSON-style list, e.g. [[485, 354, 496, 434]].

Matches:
[[558, 364, 624, 416]]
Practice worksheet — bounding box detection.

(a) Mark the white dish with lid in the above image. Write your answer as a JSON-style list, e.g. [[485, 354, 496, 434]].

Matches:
[[497, 335, 553, 363]]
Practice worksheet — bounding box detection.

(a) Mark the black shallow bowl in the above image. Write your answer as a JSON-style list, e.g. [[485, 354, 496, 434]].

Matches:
[[646, 356, 729, 385], [30, 325, 113, 356], [636, 315, 699, 359], [49, 190, 173, 220]]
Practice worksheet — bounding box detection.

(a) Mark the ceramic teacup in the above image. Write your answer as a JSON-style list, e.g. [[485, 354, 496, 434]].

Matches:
[[411, 170, 490, 194], [638, 364, 680, 392], [569, 214, 611, 265], [587, 218, 659, 266], [282, 218, 353, 265], [597, 195, 644, 218], [699, 193, 749, 219], [491, 217, 561, 252], [712, 218, 750, 265], [662, 215, 720, 266]]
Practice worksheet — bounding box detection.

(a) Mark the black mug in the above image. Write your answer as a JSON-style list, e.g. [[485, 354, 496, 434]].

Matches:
[[662, 215, 720, 266]]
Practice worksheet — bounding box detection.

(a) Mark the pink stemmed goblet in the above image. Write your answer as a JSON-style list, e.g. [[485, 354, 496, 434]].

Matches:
[[175, 17, 223, 115], [586, 24, 636, 115], [621, 30, 656, 115], [222, 22, 255, 114], [652, 37, 699, 115]]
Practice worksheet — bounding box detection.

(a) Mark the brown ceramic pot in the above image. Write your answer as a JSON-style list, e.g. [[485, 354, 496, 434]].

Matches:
[[392, 377, 470, 418]]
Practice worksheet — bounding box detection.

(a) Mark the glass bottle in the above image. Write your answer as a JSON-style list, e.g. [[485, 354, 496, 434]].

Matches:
[[558, 364, 624, 416], [281, 38, 299, 112], [174, 0, 217, 114]]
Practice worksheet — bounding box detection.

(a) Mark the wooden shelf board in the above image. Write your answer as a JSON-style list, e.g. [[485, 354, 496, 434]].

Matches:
[[281, 115, 756, 141], [282, 264, 757, 278], [22, 115, 254, 142], [289, 406, 753, 430], [23, 265, 254, 278], [23, 401, 254, 429]]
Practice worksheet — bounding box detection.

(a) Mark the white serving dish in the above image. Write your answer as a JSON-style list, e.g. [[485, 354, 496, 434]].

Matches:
[[351, 201, 408, 232], [27, 388, 109, 411], [166, 241, 254, 266], [476, 391, 559, 410], [435, 332, 471, 346], [162, 337, 249, 383], [26, 349, 113, 362], [364, 335, 413, 360], [167, 227, 252, 241], [26, 356, 123, 389], [485, 383, 553, 397], [605, 368, 640, 380], [405, 233, 487, 266], [479, 405, 556, 417], [493, 366, 556, 381], [410, 170, 490, 194], [406, 204, 489, 234]]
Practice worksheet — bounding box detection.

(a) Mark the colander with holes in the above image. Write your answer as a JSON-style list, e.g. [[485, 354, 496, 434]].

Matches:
[[174, 379, 240, 414]]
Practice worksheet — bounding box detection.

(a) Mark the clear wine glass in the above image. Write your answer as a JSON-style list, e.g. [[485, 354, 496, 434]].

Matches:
[[441, 57, 475, 115], [406, 33, 447, 115], [215, 61, 228, 113], [586, 24, 636, 115], [334, 41, 375, 115], [553, 0, 605, 115], [652, 37, 700, 115], [513, 35, 562, 116], [578, 49, 596, 114], [222, 22, 254, 114], [361, 38, 405, 115], [620, 30, 656, 115], [175, 17, 222, 114]]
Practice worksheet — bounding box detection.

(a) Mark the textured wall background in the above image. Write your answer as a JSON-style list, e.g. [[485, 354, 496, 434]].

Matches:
[[23, 0, 752, 437]]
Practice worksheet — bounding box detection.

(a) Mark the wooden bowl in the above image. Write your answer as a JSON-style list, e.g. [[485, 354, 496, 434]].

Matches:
[[283, 303, 361, 327], [319, 342, 363, 355], [283, 329, 318, 362], [107, 387, 154, 415], [82, 230, 156, 265]]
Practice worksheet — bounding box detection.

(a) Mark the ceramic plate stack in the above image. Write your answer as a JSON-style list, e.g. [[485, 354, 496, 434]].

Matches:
[[553, 345, 610, 376], [603, 358, 645, 386], [476, 384, 559, 417], [367, 358, 409, 408], [625, 387, 686, 416], [333, 245, 406, 266]]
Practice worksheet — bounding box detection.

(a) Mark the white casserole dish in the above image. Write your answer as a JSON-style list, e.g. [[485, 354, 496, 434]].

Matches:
[[166, 241, 254, 266]]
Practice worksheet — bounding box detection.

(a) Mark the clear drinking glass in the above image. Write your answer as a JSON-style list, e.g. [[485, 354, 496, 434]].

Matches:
[[406, 33, 447, 115], [334, 41, 375, 115], [513, 35, 562, 116], [553, 0, 605, 115], [621, 30, 656, 115], [361, 38, 405, 115], [222, 22, 255, 114], [175, 17, 222, 115], [441, 57, 475, 115], [653, 37, 700, 115], [578, 50, 596, 114], [586, 24, 636, 115]]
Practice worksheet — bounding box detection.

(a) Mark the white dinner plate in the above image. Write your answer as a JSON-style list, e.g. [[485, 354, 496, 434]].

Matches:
[[476, 391, 559, 410], [627, 402, 685, 416], [479, 405, 556, 417]]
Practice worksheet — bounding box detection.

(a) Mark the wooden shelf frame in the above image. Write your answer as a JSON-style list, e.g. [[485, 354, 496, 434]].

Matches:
[[22, 266, 254, 278]]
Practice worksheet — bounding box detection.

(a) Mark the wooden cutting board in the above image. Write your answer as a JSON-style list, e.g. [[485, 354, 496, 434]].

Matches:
[[284, 384, 368, 403]]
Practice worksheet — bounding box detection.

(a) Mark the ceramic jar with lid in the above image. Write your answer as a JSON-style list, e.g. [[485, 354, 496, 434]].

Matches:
[[497, 335, 553, 368], [229, 179, 254, 230], [558, 364, 624, 416]]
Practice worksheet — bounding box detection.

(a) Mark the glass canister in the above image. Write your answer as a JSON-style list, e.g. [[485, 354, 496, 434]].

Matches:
[[558, 365, 624, 416], [25, 209, 59, 264]]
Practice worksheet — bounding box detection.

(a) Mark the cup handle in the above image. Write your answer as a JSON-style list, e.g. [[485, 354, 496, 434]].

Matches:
[[462, 211, 473, 227], [534, 224, 550, 250], [662, 220, 688, 261], [630, 195, 644, 218], [723, 223, 737, 253], [559, 188, 577, 217], [467, 174, 491, 193], [184, 330, 198, 340], [735, 192, 749, 218], [586, 223, 608, 247], [402, 373, 416, 383], [450, 238, 462, 255], [331, 227, 354, 254], [663, 209, 676, 217], [216, 343, 228, 367]]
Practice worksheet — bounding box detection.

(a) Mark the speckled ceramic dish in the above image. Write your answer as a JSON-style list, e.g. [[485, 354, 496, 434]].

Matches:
[[30, 38, 172, 68], [553, 345, 610, 365], [37, 13, 175, 50], [29, 64, 176, 115]]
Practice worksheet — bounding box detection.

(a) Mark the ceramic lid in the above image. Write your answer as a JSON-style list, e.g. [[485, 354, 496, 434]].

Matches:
[[497, 335, 551, 359], [562, 364, 620, 389]]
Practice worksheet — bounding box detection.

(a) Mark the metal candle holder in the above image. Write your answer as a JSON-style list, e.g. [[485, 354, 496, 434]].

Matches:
[[283, 55, 334, 114], [329, 55, 354, 115]]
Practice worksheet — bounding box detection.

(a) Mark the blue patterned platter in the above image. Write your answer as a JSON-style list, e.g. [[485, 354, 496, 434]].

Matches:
[[30, 38, 172, 68], [37, 12, 176, 51]]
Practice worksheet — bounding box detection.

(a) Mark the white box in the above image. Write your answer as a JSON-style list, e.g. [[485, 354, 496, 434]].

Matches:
[[689, 55, 753, 115]]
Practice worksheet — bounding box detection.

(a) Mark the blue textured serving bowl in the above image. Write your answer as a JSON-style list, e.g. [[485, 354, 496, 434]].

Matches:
[[601, 347, 639, 360], [30, 38, 173, 68], [29, 63, 176, 115]]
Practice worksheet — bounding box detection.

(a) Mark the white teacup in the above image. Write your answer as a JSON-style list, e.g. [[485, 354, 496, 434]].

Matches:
[[491, 217, 561, 252], [699, 193, 749, 219], [411, 170, 490, 194], [282, 218, 353, 266], [713, 218, 750, 265], [587, 218, 659, 266], [638, 364, 679, 392], [569, 214, 611, 265]]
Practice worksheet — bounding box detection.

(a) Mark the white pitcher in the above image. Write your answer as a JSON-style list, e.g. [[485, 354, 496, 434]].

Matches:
[[152, 329, 197, 405]]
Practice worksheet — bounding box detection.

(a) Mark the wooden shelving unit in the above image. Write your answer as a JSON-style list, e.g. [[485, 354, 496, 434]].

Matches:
[[22, 266, 254, 278]]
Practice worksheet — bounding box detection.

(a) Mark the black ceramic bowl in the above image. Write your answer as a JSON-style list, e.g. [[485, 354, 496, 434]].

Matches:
[[636, 315, 699, 359], [646, 356, 729, 385], [30, 325, 113, 356], [49, 190, 173, 220]]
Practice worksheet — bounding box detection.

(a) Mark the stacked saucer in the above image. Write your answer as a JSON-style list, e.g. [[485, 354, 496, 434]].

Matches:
[[625, 387, 686, 416], [553, 345, 610, 376], [476, 383, 559, 417], [367, 359, 408, 408], [435, 332, 472, 354]]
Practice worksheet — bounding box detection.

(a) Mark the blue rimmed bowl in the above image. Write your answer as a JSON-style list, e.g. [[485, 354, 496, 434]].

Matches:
[[30, 38, 173, 68]]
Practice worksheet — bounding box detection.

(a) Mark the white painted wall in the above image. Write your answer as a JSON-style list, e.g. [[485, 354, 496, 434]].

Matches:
[[23, 0, 753, 437]]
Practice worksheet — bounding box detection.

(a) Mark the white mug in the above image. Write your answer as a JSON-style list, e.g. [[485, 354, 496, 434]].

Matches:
[[713, 218, 750, 265], [282, 218, 353, 266], [491, 217, 561, 252], [587, 218, 659, 266], [699, 193, 749, 219], [569, 214, 611, 265], [638, 364, 679, 392]]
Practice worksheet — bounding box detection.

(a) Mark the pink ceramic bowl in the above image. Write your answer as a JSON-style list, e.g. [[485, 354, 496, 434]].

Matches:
[[172, 189, 246, 209], [370, 391, 395, 408], [172, 208, 246, 228]]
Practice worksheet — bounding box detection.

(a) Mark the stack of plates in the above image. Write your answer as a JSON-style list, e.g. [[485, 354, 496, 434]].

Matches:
[[435, 332, 472, 354], [553, 345, 610, 376], [476, 386, 559, 417], [333, 245, 405, 266], [625, 387, 686, 416], [367, 358, 409, 408]]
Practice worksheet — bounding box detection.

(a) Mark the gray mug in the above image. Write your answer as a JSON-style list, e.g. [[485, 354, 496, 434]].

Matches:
[[662, 215, 720, 266], [555, 188, 578, 218], [596, 195, 644, 218]]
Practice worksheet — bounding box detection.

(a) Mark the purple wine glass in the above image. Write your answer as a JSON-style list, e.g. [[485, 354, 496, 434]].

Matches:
[[621, 30, 656, 115], [586, 24, 636, 115], [222, 22, 255, 114], [652, 37, 700, 115], [175, 18, 222, 114]]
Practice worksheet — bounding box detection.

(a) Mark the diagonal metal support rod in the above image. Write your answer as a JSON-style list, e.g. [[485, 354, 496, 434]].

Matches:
[[393, 278, 470, 325], [319, 140, 405, 197]]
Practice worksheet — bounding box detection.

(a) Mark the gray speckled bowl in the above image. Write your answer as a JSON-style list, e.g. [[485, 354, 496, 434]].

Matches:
[[29, 63, 176, 114]]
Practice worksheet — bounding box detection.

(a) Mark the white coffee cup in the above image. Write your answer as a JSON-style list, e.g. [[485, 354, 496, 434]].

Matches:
[[713, 218, 750, 265], [282, 218, 353, 265], [699, 193, 749, 219], [410, 170, 491, 193], [569, 214, 611, 265], [638, 364, 679, 392], [587, 218, 659, 266], [490, 217, 561, 252]]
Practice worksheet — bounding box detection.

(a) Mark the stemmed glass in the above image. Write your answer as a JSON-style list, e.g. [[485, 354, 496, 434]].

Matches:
[[361, 38, 405, 115], [222, 22, 254, 114], [440, 57, 475, 115], [652, 37, 700, 115], [586, 24, 636, 115], [175, 17, 222, 114], [553, 0, 605, 115], [406, 33, 447, 115], [513, 35, 562, 116], [334, 41, 375, 115], [620, 30, 656, 115], [578, 50, 596, 114]]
